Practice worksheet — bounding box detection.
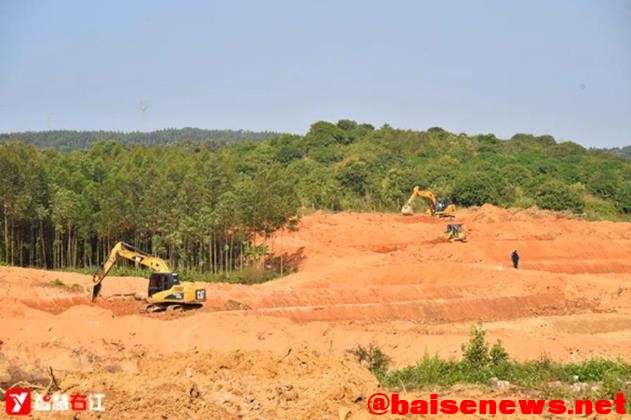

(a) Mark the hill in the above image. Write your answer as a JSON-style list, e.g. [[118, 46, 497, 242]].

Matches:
[[1, 120, 631, 273], [0, 127, 280, 151]]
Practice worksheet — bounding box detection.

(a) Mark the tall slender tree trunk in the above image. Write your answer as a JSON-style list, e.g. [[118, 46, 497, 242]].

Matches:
[[10, 219, 14, 265], [208, 235, 213, 273], [221, 231, 228, 273], [279, 234, 283, 277], [53, 231, 58, 269], [213, 233, 217, 274], [3, 204, 8, 264], [35, 227, 40, 266], [18, 229, 23, 266], [73, 236, 78, 268], [240, 241, 243, 272], [198, 240, 203, 273], [229, 235, 234, 273], [66, 224, 71, 268], [28, 227, 33, 266], [40, 221, 46, 267], [86, 241, 91, 267]]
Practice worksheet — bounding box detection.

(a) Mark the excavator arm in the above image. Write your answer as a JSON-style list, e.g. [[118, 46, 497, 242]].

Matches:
[[401, 186, 437, 215], [90, 241, 170, 301]]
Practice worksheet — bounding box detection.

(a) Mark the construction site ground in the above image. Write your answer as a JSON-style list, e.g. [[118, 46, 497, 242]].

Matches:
[[2, 204, 631, 419]]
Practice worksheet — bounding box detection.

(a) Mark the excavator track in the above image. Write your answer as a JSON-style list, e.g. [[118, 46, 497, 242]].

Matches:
[[142, 303, 202, 313], [143, 303, 166, 313]]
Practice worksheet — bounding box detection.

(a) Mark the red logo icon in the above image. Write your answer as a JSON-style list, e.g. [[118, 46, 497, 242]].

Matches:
[[5, 388, 32, 415], [70, 393, 88, 411]]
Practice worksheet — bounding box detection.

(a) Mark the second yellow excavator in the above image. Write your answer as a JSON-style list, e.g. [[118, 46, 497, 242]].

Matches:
[[401, 186, 457, 218], [90, 241, 206, 312]]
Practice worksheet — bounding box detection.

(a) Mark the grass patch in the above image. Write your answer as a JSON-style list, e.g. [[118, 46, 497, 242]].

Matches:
[[383, 354, 631, 392], [355, 325, 631, 411], [49, 278, 65, 287], [583, 197, 624, 221]]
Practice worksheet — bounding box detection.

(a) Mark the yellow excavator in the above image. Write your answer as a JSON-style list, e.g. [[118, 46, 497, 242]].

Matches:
[[90, 241, 206, 312], [401, 186, 457, 218]]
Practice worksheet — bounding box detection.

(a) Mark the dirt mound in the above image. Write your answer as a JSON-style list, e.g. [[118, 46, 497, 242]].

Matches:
[[48, 349, 377, 420], [468, 204, 572, 224], [20, 296, 91, 314]]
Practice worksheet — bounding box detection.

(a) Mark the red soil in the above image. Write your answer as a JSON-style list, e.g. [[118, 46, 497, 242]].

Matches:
[[2, 205, 631, 418]]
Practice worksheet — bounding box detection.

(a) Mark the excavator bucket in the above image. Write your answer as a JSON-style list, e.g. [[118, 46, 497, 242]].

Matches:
[[90, 276, 102, 302], [401, 204, 414, 216]]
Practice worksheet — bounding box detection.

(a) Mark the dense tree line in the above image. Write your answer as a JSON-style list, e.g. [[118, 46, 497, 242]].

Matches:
[[0, 141, 298, 273], [606, 146, 631, 161], [0, 128, 279, 151], [2, 120, 631, 273]]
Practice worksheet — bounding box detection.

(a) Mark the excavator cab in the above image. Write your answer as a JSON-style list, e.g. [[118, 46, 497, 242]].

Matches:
[[435, 199, 452, 212], [146, 272, 206, 312], [446, 224, 466, 242], [148, 272, 181, 297]]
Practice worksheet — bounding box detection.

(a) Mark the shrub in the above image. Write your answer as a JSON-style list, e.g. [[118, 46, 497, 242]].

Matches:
[[351, 342, 391, 377], [615, 182, 631, 214], [452, 172, 499, 207], [336, 159, 370, 196], [490, 340, 509, 365], [461, 325, 490, 368], [587, 171, 619, 200], [535, 180, 585, 213]]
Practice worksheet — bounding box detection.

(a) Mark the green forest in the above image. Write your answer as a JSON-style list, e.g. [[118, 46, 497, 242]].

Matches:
[[2, 120, 631, 278], [0, 128, 279, 151]]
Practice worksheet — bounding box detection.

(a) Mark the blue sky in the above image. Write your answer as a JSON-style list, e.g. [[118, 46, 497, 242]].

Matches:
[[1, 0, 630, 147]]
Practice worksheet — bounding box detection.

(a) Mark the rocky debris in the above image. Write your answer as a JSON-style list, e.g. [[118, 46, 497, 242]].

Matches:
[[490, 377, 511, 390]]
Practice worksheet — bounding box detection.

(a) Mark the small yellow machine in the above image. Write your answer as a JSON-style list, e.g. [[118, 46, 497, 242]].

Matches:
[[445, 224, 467, 242], [90, 242, 206, 312], [401, 186, 457, 218]]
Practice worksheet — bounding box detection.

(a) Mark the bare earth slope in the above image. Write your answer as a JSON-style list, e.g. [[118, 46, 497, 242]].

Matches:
[[2, 205, 631, 418]]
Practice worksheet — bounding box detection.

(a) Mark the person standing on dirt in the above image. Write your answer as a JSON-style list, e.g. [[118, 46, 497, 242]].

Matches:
[[511, 250, 519, 269]]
